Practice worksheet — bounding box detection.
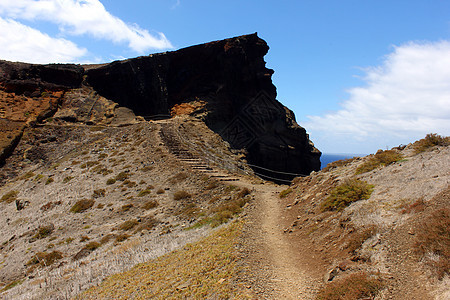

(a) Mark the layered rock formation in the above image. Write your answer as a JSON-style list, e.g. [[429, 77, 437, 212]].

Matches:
[[0, 33, 320, 180]]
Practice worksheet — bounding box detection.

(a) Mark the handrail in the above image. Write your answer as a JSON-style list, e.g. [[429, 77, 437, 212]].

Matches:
[[246, 163, 308, 177]]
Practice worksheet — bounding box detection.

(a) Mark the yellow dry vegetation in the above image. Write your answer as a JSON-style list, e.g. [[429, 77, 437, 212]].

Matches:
[[79, 221, 251, 299]]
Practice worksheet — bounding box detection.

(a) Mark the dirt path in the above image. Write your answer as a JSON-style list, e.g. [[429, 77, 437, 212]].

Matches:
[[235, 179, 320, 299]]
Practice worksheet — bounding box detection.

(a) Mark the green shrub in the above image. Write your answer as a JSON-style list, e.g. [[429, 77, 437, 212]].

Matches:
[[321, 179, 374, 212], [279, 188, 293, 198], [70, 199, 95, 213], [20, 171, 35, 180], [45, 177, 54, 185], [1, 190, 18, 203], [173, 190, 191, 200], [355, 149, 402, 174], [137, 189, 152, 197], [317, 272, 383, 300], [412, 133, 450, 154]]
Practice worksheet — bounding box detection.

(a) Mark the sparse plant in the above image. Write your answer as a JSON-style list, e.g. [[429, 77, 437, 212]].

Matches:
[[80, 236, 90, 242], [321, 179, 374, 212], [355, 149, 402, 174], [156, 188, 165, 194], [134, 216, 158, 233], [400, 198, 426, 214], [173, 190, 191, 200], [1, 279, 24, 292], [1, 190, 18, 203], [137, 189, 152, 197], [84, 241, 101, 251], [40, 200, 62, 211], [317, 272, 383, 300], [169, 172, 188, 184], [34, 174, 44, 181], [45, 177, 54, 185], [323, 157, 357, 172], [412, 133, 449, 154], [70, 199, 95, 213], [100, 234, 115, 244], [279, 188, 293, 198]]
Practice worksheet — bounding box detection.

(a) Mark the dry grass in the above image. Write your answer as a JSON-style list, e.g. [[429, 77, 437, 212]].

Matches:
[[1, 190, 18, 203], [317, 272, 383, 300], [400, 198, 426, 214], [169, 172, 188, 184], [346, 226, 377, 253], [414, 207, 449, 279], [173, 190, 191, 200], [355, 149, 402, 174], [322, 157, 357, 172], [115, 171, 131, 182], [26, 251, 63, 269], [143, 200, 158, 210], [321, 179, 374, 212], [45, 177, 54, 185], [70, 199, 95, 213], [412, 133, 449, 154], [80, 221, 250, 299], [33, 224, 54, 239], [118, 219, 139, 231]]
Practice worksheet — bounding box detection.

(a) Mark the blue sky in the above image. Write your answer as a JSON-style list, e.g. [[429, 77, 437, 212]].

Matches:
[[0, 1, 449, 154]]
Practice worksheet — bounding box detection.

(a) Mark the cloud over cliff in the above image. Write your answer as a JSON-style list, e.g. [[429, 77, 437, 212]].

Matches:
[[305, 40, 450, 153]]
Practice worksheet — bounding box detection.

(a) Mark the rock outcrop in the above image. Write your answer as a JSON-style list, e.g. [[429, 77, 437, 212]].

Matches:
[[0, 33, 320, 180]]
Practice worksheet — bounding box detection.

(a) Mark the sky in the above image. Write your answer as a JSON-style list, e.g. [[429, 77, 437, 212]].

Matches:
[[0, 0, 449, 154]]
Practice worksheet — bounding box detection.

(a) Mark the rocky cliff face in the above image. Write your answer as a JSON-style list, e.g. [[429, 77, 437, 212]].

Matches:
[[0, 33, 320, 180]]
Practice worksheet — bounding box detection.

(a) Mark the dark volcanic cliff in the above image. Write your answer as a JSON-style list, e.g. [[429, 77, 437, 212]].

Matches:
[[0, 33, 320, 180]]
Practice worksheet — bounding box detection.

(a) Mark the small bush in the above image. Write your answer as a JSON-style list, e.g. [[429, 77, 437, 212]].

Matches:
[[169, 172, 188, 184], [119, 219, 139, 231], [27, 251, 63, 268], [115, 233, 130, 243], [106, 178, 116, 185], [279, 188, 293, 198], [20, 171, 35, 181], [1, 190, 18, 203], [97, 168, 112, 176], [100, 234, 115, 244], [173, 190, 191, 200], [346, 226, 377, 253], [84, 241, 101, 251], [143, 200, 159, 210], [63, 176, 74, 183], [45, 177, 54, 185], [34, 224, 54, 239], [92, 189, 106, 198], [137, 189, 152, 197], [121, 204, 134, 212], [123, 180, 137, 188], [412, 133, 450, 154], [322, 157, 357, 172], [70, 199, 95, 213], [355, 149, 402, 174], [321, 179, 374, 212], [80, 235, 90, 242], [156, 188, 165, 194], [415, 207, 450, 279], [115, 171, 130, 181], [400, 198, 426, 214], [134, 216, 158, 232], [40, 200, 62, 211], [317, 272, 383, 300], [80, 161, 99, 169]]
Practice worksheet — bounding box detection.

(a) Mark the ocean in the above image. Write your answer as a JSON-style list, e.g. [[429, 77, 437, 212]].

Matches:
[[320, 153, 364, 170]]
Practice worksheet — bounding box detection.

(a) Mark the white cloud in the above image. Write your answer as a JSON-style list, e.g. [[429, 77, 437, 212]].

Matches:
[[305, 40, 450, 154], [0, 17, 87, 63], [0, 0, 172, 53]]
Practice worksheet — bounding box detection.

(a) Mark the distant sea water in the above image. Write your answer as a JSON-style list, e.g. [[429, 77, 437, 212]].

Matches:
[[320, 153, 365, 170]]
